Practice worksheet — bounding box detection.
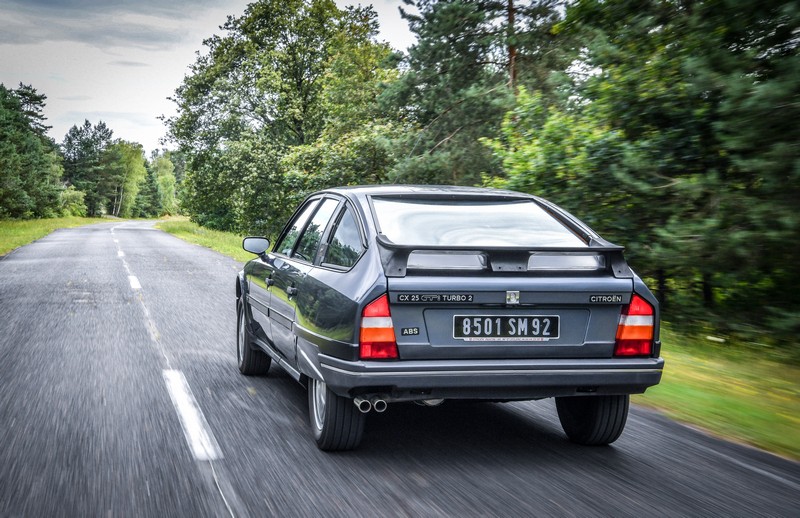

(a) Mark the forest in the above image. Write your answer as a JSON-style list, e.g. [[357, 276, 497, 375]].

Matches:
[[2, 0, 798, 349], [0, 83, 182, 221]]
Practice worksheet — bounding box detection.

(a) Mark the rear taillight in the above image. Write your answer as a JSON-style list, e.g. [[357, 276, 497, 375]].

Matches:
[[359, 294, 398, 360], [615, 294, 654, 357]]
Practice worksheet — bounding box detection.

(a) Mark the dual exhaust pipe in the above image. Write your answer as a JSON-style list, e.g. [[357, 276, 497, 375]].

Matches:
[[354, 396, 388, 413]]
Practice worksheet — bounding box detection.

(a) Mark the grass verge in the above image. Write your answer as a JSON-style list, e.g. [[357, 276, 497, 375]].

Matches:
[[634, 325, 800, 460], [156, 216, 253, 263], [158, 219, 800, 460], [0, 216, 107, 256]]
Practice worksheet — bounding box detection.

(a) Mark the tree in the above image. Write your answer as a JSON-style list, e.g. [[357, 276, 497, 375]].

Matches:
[[151, 155, 178, 215], [483, 88, 634, 241], [163, 150, 187, 184], [0, 84, 62, 219], [492, 0, 800, 340], [62, 120, 114, 216], [381, 0, 569, 185], [166, 0, 394, 235], [280, 9, 401, 212], [697, 0, 800, 332], [103, 141, 147, 218], [14, 83, 52, 139], [133, 165, 160, 218], [59, 185, 87, 217]]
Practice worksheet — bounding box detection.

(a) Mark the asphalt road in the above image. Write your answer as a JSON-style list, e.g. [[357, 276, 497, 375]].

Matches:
[[1, 220, 797, 517]]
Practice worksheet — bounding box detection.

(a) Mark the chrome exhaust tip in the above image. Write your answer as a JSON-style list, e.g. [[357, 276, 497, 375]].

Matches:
[[371, 397, 388, 413], [354, 397, 372, 413]]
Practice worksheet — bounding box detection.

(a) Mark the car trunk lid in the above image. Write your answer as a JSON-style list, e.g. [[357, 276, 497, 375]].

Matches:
[[387, 272, 633, 360]]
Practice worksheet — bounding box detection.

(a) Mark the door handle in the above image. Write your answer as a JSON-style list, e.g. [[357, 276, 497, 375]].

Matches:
[[286, 286, 298, 297]]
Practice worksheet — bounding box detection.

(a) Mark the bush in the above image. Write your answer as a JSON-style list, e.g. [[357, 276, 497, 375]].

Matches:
[[59, 185, 87, 217]]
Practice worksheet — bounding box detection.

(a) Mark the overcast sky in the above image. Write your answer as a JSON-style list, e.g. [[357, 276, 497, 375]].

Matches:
[[0, 0, 415, 155]]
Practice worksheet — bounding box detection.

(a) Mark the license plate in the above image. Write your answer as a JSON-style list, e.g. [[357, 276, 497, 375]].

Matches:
[[453, 315, 560, 341]]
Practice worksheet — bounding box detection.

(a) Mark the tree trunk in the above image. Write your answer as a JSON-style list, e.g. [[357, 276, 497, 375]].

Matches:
[[114, 185, 124, 217], [507, 0, 517, 92], [111, 191, 119, 218]]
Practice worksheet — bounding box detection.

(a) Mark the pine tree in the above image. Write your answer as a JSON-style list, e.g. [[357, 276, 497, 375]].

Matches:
[[383, 0, 569, 185], [0, 84, 62, 218]]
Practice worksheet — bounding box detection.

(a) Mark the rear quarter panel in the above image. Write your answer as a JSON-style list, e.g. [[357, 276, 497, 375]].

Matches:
[[294, 245, 386, 368]]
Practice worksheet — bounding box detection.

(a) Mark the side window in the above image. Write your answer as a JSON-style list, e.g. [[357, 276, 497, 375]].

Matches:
[[323, 207, 364, 269], [293, 198, 339, 263], [275, 199, 320, 256]]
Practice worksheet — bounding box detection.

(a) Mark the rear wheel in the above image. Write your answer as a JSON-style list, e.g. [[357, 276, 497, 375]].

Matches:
[[237, 300, 271, 375], [556, 395, 629, 445], [308, 378, 365, 451]]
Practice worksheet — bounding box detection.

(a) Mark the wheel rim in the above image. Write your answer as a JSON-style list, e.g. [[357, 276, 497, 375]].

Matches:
[[237, 305, 244, 367], [312, 379, 327, 431]]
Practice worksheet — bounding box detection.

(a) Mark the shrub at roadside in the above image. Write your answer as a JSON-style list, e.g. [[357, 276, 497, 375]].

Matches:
[[59, 186, 87, 217]]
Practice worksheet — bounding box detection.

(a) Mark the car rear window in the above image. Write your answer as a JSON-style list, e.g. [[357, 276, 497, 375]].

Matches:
[[371, 198, 586, 247]]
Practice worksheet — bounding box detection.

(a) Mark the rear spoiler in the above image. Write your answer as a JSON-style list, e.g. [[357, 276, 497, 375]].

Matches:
[[375, 234, 633, 279]]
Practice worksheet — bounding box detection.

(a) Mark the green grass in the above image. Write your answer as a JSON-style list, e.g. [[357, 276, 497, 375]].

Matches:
[[634, 325, 800, 460], [0, 216, 107, 256], [158, 220, 800, 460], [156, 216, 254, 263]]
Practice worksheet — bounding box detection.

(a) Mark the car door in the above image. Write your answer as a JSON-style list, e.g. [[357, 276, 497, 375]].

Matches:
[[244, 249, 274, 345], [268, 197, 341, 363]]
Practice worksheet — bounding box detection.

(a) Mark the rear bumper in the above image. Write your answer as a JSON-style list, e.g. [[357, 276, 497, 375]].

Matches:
[[320, 356, 664, 401]]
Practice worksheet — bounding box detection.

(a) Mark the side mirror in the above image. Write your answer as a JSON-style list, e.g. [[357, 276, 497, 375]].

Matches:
[[242, 236, 270, 256]]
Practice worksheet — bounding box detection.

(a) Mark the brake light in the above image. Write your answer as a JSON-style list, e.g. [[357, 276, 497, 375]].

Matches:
[[359, 294, 398, 360], [615, 294, 654, 357]]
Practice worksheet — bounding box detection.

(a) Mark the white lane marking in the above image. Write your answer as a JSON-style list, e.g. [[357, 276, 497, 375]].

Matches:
[[128, 275, 141, 290], [113, 224, 239, 516], [163, 370, 223, 461]]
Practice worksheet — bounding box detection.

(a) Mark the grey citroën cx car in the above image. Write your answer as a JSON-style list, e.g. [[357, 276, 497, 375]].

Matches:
[[236, 185, 663, 451]]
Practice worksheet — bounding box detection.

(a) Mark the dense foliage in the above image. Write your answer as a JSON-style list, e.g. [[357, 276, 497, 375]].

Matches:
[[165, 0, 797, 343], [0, 86, 182, 221], [485, 0, 799, 340], [2, 0, 795, 344], [165, 0, 397, 235], [383, 0, 569, 185], [0, 84, 62, 218], [61, 122, 178, 218]]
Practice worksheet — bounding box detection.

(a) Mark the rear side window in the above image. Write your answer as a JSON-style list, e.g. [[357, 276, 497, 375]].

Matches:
[[371, 198, 586, 247], [276, 200, 320, 256], [294, 198, 339, 262], [323, 207, 363, 269]]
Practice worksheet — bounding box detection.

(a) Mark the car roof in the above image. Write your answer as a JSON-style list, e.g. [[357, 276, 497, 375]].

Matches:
[[318, 184, 536, 200]]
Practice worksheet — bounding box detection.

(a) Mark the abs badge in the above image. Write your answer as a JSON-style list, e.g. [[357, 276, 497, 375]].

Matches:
[[506, 290, 520, 305]]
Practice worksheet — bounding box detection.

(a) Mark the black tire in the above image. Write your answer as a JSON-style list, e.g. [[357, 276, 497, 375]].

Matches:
[[555, 395, 629, 445], [308, 378, 365, 451], [237, 300, 271, 375]]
